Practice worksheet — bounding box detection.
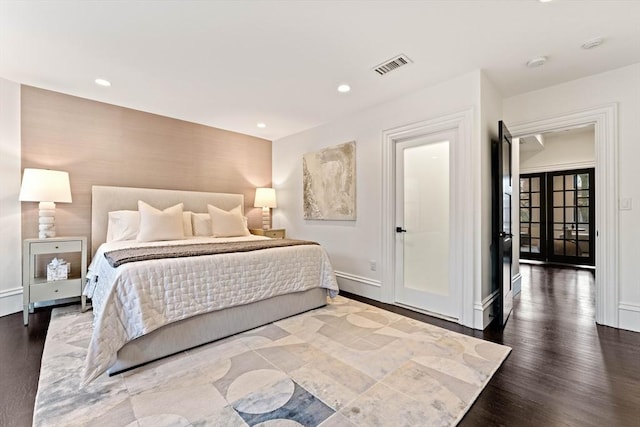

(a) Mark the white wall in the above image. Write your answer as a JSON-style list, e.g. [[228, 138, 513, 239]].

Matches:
[[273, 70, 490, 328], [504, 62, 640, 332], [0, 78, 22, 317], [479, 72, 504, 323], [520, 128, 595, 173]]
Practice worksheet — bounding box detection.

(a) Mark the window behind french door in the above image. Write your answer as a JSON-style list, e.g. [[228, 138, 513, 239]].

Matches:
[[520, 168, 595, 266]]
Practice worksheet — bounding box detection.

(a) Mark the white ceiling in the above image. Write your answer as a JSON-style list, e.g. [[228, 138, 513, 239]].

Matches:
[[1, 1, 639, 141], [519, 124, 595, 153]]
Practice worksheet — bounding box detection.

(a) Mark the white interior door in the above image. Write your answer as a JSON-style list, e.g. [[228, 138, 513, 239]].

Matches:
[[394, 133, 457, 318]]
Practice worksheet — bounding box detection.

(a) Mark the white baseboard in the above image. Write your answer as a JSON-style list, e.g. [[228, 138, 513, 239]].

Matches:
[[0, 286, 23, 318], [473, 274, 521, 329], [335, 271, 381, 287], [474, 290, 499, 330], [335, 271, 382, 301], [512, 273, 522, 296], [618, 302, 640, 333]]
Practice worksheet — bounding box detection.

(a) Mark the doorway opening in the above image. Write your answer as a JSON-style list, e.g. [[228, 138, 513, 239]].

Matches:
[[510, 103, 618, 328], [517, 125, 595, 268]]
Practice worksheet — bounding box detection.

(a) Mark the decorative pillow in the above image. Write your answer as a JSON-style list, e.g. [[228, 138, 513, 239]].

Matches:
[[183, 211, 193, 237], [106, 210, 140, 242], [192, 213, 212, 236], [207, 204, 250, 237], [192, 213, 248, 236], [137, 201, 185, 242]]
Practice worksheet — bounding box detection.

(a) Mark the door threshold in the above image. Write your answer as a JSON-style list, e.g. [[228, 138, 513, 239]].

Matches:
[[394, 302, 458, 323]]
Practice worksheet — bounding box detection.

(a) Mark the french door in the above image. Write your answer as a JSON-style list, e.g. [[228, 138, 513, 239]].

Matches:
[[519, 168, 595, 266]]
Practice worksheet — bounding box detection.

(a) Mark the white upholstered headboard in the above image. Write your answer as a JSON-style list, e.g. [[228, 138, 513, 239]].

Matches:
[[91, 185, 244, 256]]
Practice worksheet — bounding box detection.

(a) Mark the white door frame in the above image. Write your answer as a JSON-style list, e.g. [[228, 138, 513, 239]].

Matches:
[[509, 103, 618, 327], [382, 108, 475, 326]]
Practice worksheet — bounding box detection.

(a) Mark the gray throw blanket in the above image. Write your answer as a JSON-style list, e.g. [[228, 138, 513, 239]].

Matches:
[[104, 239, 320, 268]]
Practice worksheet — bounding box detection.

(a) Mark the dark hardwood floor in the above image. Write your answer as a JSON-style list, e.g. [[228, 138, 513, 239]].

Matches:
[[0, 307, 51, 427], [1, 264, 639, 426]]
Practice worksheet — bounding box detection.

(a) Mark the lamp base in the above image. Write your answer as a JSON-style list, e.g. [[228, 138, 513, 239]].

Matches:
[[38, 201, 56, 239], [261, 207, 271, 230]]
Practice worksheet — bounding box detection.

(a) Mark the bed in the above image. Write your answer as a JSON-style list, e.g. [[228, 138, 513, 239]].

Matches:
[[82, 185, 338, 386]]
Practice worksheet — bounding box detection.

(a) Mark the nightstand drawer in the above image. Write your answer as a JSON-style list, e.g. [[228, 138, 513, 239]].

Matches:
[[30, 240, 82, 254], [250, 228, 286, 239], [264, 229, 285, 239], [29, 279, 81, 302]]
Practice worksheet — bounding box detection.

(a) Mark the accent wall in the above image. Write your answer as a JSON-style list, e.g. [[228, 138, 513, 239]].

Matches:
[[0, 85, 273, 317]]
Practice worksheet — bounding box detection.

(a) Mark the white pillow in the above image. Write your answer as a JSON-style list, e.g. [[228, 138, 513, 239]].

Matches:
[[137, 201, 185, 242], [192, 213, 212, 236], [183, 211, 193, 237], [207, 204, 250, 237], [106, 210, 139, 242], [106, 209, 191, 241]]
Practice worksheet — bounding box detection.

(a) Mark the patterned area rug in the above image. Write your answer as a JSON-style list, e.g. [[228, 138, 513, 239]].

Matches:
[[34, 296, 510, 426]]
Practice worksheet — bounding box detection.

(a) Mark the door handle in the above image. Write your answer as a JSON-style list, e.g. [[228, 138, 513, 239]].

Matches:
[[396, 227, 407, 233], [498, 231, 513, 238]]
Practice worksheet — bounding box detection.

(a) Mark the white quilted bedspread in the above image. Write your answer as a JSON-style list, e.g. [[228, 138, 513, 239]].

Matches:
[[81, 236, 338, 386]]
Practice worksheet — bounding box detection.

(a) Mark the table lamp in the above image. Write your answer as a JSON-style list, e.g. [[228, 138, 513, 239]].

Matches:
[[254, 187, 277, 230], [19, 168, 72, 238]]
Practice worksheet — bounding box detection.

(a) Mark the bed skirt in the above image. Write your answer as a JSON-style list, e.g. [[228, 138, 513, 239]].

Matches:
[[107, 287, 328, 375]]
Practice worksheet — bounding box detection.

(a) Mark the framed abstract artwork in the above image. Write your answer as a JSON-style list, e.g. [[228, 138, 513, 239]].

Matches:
[[303, 141, 356, 220]]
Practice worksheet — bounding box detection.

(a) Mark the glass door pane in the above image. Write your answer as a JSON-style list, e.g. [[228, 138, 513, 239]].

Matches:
[[519, 173, 545, 260], [394, 134, 458, 319], [402, 141, 450, 295]]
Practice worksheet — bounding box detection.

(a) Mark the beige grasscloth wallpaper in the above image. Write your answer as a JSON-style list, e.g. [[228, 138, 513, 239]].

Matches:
[[21, 85, 272, 254]]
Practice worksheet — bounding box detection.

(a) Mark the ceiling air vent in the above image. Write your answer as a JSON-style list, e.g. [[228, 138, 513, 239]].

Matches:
[[373, 54, 413, 76]]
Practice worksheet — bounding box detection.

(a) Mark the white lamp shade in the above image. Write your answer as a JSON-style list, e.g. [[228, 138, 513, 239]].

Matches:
[[19, 168, 72, 203], [254, 187, 277, 208]]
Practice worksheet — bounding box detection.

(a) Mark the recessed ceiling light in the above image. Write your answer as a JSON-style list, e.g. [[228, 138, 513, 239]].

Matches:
[[539, 0, 553, 3], [526, 56, 547, 68], [95, 78, 111, 87], [582, 37, 604, 50], [337, 84, 351, 93], [257, 122, 266, 129]]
